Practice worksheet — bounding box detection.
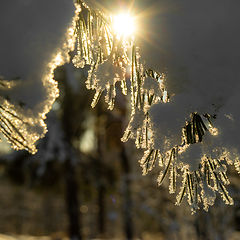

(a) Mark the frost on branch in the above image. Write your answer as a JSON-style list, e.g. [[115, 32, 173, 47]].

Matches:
[[138, 104, 236, 212], [0, 0, 77, 153], [87, 58, 126, 110], [1, 0, 237, 212], [71, 1, 240, 212], [73, 0, 130, 110], [121, 46, 167, 150], [0, 90, 44, 154]]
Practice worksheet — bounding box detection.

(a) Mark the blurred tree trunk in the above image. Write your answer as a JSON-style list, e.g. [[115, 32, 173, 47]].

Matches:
[[120, 145, 134, 240], [65, 158, 82, 240], [59, 65, 85, 240], [43, 192, 55, 234], [97, 173, 106, 236], [96, 106, 107, 237], [195, 212, 209, 240]]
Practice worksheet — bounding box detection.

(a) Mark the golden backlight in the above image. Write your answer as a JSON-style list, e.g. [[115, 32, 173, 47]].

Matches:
[[113, 13, 135, 38]]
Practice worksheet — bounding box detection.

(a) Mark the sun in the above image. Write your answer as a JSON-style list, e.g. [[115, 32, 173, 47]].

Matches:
[[113, 13, 136, 38]]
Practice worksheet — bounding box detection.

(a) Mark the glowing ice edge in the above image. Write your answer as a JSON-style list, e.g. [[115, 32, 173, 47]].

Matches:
[[0, 3, 80, 154]]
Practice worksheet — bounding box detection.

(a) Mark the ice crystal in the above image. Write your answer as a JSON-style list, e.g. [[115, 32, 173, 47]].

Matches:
[[137, 106, 236, 212], [121, 46, 166, 150], [72, 55, 86, 68], [172, 152, 233, 213], [87, 59, 125, 110], [122, 109, 153, 149], [157, 148, 177, 188], [73, 0, 132, 109], [233, 154, 240, 174], [73, 0, 114, 69], [139, 149, 161, 175], [0, 96, 44, 154]]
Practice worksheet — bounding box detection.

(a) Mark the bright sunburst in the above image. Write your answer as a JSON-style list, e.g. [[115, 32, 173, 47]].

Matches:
[[113, 13, 135, 38]]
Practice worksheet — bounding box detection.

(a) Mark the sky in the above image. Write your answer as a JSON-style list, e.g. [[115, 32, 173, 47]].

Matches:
[[0, 0, 75, 111]]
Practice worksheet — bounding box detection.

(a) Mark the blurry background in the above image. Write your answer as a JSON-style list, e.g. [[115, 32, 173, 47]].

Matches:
[[1, 0, 240, 240], [0, 63, 240, 240]]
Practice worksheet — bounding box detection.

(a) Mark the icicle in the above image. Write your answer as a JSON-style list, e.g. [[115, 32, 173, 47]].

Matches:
[[121, 127, 132, 143], [121, 80, 127, 95], [234, 158, 240, 174], [157, 148, 175, 186], [176, 174, 187, 205], [105, 83, 116, 110], [169, 162, 177, 194], [218, 181, 234, 205], [140, 149, 159, 175], [186, 172, 194, 205], [72, 0, 238, 214], [91, 90, 103, 108]]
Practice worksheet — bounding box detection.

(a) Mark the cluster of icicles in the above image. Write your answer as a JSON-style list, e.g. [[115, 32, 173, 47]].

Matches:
[[71, 0, 239, 213], [1, 0, 238, 213]]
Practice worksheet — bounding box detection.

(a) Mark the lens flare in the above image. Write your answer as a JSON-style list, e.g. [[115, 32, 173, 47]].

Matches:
[[113, 13, 135, 38]]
